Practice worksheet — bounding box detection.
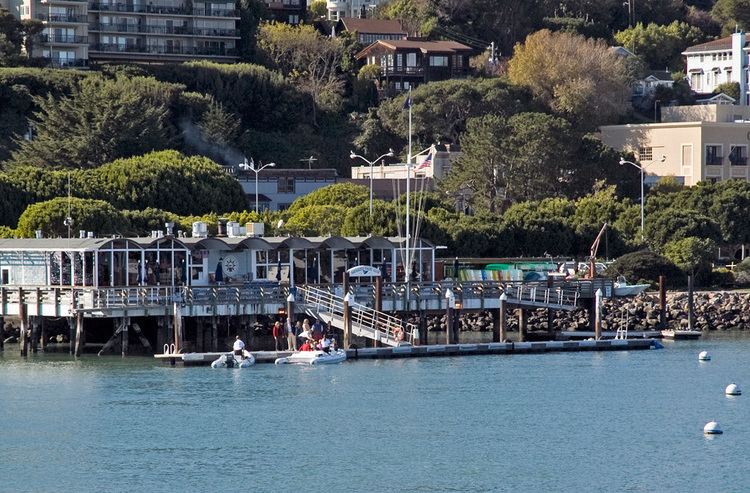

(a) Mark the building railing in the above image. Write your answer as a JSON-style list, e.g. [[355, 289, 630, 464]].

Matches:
[[89, 23, 239, 37], [48, 58, 89, 68], [706, 155, 723, 166], [729, 156, 747, 166], [89, 2, 239, 17], [39, 34, 88, 44], [36, 13, 87, 22], [90, 43, 237, 56]]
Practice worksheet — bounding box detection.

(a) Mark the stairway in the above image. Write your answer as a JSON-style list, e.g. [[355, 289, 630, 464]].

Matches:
[[297, 286, 416, 347]]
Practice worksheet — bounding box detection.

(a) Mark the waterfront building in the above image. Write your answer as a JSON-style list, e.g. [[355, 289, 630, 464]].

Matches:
[[3, 0, 239, 67], [599, 104, 750, 186], [682, 32, 748, 104]]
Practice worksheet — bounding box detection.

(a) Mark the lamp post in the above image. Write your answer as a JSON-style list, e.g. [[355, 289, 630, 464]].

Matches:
[[620, 155, 665, 240], [350, 149, 394, 217], [239, 157, 275, 214]]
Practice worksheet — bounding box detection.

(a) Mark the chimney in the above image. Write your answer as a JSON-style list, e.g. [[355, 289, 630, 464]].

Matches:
[[217, 218, 228, 237], [732, 32, 747, 105], [87, 232, 94, 238], [34, 229, 43, 239]]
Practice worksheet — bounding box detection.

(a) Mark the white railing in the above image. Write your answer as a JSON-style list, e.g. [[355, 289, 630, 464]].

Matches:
[[298, 285, 416, 346], [503, 284, 579, 309]]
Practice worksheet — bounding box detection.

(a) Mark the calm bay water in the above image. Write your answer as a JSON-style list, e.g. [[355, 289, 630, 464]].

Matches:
[[1, 334, 749, 492]]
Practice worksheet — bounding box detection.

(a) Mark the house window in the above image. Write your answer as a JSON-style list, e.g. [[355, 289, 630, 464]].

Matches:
[[396, 53, 402, 69], [706, 145, 723, 166], [638, 147, 653, 161], [429, 55, 448, 67], [406, 52, 416, 67], [277, 177, 295, 193], [288, 14, 299, 24], [729, 145, 747, 165]]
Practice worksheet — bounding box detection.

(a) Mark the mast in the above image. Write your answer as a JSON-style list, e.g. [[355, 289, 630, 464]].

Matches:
[[405, 88, 412, 284]]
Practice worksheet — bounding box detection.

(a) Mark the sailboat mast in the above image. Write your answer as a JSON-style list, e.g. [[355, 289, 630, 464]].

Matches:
[[405, 88, 412, 282]]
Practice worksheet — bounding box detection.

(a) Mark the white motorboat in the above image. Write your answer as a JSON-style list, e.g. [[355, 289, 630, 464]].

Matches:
[[613, 276, 650, 296], [274, 349, 347, 365], [211, 350, 256, 368]]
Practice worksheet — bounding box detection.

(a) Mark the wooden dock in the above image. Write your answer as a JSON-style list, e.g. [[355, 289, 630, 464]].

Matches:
[[155, 338, 658, 365]]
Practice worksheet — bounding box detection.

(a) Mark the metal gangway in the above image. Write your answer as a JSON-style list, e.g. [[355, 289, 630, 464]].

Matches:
[[503, 284, 580, 311], [297, 286, 417, 347]]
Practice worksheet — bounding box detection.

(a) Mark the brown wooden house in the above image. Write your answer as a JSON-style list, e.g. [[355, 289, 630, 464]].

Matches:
[[355, 39, 473, 94]]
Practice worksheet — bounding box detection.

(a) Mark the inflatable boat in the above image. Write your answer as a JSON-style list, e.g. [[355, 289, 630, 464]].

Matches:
[[274, 349, 347, 365], [211, 350, 256, 368]]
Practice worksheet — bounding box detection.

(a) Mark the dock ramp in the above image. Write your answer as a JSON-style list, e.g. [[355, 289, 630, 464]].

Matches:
[[503, 284, 579, 311]]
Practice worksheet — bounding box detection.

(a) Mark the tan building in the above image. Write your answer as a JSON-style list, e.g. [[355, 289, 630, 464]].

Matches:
[[4, 0, 239, 67], [599, 104, 750, 186]]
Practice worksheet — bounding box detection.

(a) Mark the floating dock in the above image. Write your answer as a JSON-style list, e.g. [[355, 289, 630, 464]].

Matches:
[[155, 338, 658, 365]]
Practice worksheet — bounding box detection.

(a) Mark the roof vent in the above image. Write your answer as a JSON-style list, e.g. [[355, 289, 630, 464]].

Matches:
[[79, 230, 86, 239], [34, 229, 43, 239], [87, 232, 94, 238], [165, 222, 174, 236]]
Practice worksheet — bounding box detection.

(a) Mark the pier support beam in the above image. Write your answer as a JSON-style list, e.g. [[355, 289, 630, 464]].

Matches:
[[132, 322, 151, 353], [211, 316, 218, 352], [594, 289, 602, 340], [74, 312, 84, 357], [19, 292, 27, 357], [517, 308, 527, 342], [659, 275, 666, 328], [687, 275, 695, 331], [156, 316, 166, 353], [196, 318, 204, 353], [173, 303, 183, 354], [374, 275, 382, 348], [30, 317, 38, 354], [0, 316, 3, 351], [121, 317, 129, 357], [68, 317, 75, 355], [40, 317, 46, 352]]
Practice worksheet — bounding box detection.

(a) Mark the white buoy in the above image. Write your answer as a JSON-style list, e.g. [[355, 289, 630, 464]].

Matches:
[[704, 421, 723, 435], [725, 383, 742, 396], [698, 351, 711, 361]]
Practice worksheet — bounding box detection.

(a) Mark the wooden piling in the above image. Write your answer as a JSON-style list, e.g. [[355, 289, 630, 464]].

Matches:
[[343, 294, 352, 349], [156, 316, 165, 353], [121, 317, 129, 357], [374, 275, 382, 348], [30, 317, 38, 354], [74, 312, 84, 357], [452, 308, 460, 344], [445, 306, 452, 345], [196, 318, 204, 353], [0, 316, 3, 351], [67, 317, 75, 355], [19, 292, 27, 357], [517, 308, 527, 342], [659, 275, 666, 328], [211, 316, 218, 352], [594, 288, 602, 340], [40, 317, 46, 352], [687, 274, 694, 331], [173, 303, 183, 354]]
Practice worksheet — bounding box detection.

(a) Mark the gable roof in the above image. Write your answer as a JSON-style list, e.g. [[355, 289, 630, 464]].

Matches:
[[643, 70, 672, 82], [355, 39, 472, 59], [339, 18, 406, 35], [683, 36, 744, 54]]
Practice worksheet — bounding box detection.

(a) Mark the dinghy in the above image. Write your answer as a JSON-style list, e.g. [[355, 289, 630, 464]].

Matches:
[[211, 350, 256, 368], [274, 349, 347, 365]]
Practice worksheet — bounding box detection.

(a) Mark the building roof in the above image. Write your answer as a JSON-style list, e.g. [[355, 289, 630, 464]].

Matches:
[[0, 238, 112, 252], [356, 39, 473, 59], [683, 36, 743, 54], [339, 18, 406, 35], [236, 168, 338, 181], [643, 70, 673, 82]]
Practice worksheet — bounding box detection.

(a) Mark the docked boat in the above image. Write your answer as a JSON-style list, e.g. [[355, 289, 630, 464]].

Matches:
[[211, 350, 256, 368], [613, 276, 650, 296], [661, 329, 702, 340], [274, 349, 347, 365]]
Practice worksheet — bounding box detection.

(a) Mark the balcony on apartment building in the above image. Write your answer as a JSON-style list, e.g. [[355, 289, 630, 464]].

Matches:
[[266, 0, 304, 10], [48, 57, 89, 67], [706, 154, 723, 166], [88, 2, 238, 17], [39, 34, 89, 44], [89, 23, 239, 37], [89, 42, 237, 56], [36, 13, 88, 23]]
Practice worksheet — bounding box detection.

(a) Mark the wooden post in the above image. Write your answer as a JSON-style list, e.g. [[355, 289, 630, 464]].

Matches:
[[30, 317, 38, 354], [196, 318, 204, 353], [687, 274, 694, 331], [452, 307, 460, 344], [173, 303, 182, 354], [68, 317, 75, 355], [594, 288, 602, 340], [40, 317, 47, 352], [499, 302, 507, 342], [659, 275, 666, 328], [19, 290, 27, 357], [419, 311, 427, 346], [121, 317, 129, 357], [74, 312, 84, 357], [211, 315, 218, 352], [445, 307, 452, 345], [156, 316, 165, 353], [546, 277, 554, 333], [0, 316, 3, 351], [374, 275, 383, 348], [343, 293, 352, 349], [517, 308, 527, 342]]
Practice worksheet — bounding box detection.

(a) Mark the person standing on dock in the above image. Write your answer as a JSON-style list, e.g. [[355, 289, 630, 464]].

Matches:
[[285, 317, 297, 351], [233, 335, 245, 357], [272, 321, 282, 351]]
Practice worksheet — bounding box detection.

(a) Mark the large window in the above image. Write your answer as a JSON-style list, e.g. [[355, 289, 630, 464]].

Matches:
[[729, 145, 747, 166], [706, 145, 723, 166], [277, 177, 295, 193], [429, 55, 448, 67], [638, 147, 653, 161]]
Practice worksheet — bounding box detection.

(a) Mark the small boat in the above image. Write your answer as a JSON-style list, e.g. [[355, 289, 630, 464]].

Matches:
[[211, 350, 256, 368], [274, 349, 347, 365], [613, 276, 650, 297], [661, 329, 702, 340]]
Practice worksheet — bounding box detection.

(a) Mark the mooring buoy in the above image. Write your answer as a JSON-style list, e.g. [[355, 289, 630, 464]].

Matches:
[[698, 351, 711, 361], [704, 421, 723, 435], [725, 383, 741, 396]]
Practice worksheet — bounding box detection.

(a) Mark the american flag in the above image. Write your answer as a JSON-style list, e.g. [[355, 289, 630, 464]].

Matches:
[[415, 152, 432, 170]]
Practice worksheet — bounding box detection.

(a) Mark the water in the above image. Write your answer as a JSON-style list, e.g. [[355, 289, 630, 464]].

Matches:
[[1, 334, 749, 493]]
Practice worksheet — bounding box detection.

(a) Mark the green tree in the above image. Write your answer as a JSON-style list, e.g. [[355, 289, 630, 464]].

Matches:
[[308, 0, 327, 19], [508, 29, 630, 129], [614, 21, 709, 71], [11, 76, 178, 168], [377, 0, 436, 35], [501, 198, 577, 256], [340, 200, 399, 237], [16, 197, 127, 238], [714, 81, 740, 100], [664, 236, 717, 278], [198, 99, 241, 146], [712, 0, 750, 33], [237, 0, 267, 61], [287, 183, 369, 212], [644, 208, 721, 252], [284, 205, 347, 235]]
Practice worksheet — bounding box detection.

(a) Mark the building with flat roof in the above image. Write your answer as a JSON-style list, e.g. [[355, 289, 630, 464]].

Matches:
[[335, 17, 406, 43], [4, 0, 239, 67], [232, 168, 339, 212], [599, 104, 750, 186]]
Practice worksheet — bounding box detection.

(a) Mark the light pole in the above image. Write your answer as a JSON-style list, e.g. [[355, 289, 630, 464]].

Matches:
[[350, 149, 394, 217], [239, 157, 275, 214], [619, 155, 665, 240]]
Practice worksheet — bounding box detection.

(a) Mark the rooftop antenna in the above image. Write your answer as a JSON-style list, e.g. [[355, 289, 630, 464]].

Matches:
[[300, 156, 318, 169]]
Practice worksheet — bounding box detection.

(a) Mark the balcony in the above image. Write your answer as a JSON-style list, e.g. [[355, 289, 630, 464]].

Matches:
[[89, 23, 239, 37], [706, 155, 723, 166], [90, 42, 237, 57], [730, 156, 747, 166], [36, 13, 87, 23], [89, 2, 238, 17], [380, 66, 424, 76], [39, 34, 88, 44], [48, 58, 89, 68]]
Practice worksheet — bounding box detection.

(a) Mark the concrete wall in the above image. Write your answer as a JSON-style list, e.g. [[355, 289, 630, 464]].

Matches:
[[662, 104, 750, 123]]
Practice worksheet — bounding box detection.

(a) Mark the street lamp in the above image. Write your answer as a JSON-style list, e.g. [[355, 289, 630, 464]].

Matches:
[[350, 149, 395, 217], [619, 155, 665, 240], [239, 157, 276, 214]]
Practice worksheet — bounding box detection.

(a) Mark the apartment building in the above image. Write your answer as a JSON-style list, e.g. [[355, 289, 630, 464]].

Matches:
[[4, 0, 239, 67], [683, 32, 748, 104], [262, 0, 305, 25], [600, 104, 750, 186]]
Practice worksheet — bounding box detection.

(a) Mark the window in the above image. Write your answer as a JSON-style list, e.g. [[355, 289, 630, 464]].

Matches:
[[638, 147, 653, 161], [729, 145, 747, 165], [277, 177, 295, 193], [706, 145, 723, 166], [429, 55, 448, 67], [277, 203, 292, 211], [288, 14, 299, 24], [405, 52, 416, 67]]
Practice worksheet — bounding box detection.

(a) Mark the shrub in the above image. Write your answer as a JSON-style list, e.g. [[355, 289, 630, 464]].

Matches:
[[606, 249, 685, 287]]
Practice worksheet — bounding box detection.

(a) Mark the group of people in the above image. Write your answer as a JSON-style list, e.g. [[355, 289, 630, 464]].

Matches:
[[272, 317, 336, 353]]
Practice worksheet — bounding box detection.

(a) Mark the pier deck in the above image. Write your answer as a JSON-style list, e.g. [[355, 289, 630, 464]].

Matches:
[[155, 338, 657, 365]]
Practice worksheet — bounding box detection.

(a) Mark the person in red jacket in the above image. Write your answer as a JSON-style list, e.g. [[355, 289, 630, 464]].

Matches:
[[272, 321, 282, 351]]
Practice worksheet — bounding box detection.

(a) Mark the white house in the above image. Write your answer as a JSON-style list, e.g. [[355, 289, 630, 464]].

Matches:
[[682, 32, 748, 104]]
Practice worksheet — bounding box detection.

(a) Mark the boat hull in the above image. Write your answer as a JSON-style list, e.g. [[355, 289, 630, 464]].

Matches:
[[661, 329, 702, 340], [275, 349, 347, 365], [211, 350, 256, 368]]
